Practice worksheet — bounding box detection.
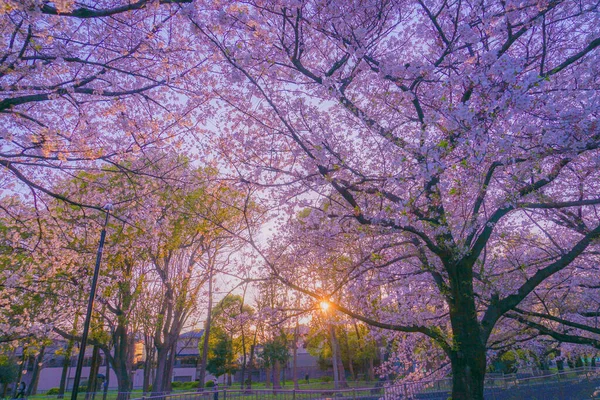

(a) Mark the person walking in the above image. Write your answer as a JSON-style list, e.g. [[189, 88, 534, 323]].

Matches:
[[15, 382, 26, 399]]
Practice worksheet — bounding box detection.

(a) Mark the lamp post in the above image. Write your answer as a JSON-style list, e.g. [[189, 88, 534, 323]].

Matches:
[[71, 203, 113, 400]]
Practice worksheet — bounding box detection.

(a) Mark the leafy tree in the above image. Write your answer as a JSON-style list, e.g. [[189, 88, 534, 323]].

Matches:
[[0, 354, 18, 398], [259, 336, 290, 387], [205, 329, 237, 380], [203, 295, 255, 386]]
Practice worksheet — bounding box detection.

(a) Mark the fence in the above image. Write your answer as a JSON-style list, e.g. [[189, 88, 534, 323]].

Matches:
[[15, 367, 600, 400]]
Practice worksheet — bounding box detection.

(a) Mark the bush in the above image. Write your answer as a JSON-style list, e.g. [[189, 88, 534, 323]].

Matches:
[[171, 381, 199, 390], [205, 380, 215, 388], [46, 388, 60, 395], [320, 376, 332, 382]]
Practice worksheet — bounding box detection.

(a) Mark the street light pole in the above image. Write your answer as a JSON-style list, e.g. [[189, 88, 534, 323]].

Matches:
[[71, 203, 113, 400]]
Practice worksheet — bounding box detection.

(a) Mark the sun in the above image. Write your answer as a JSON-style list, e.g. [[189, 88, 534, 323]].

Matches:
[[319, 300, 330, 312]]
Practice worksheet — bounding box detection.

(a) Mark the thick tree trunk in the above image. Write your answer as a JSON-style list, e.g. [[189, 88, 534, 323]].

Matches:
[[448, 262, 487, 400], [153, 340, 177, 395], [152, 346, 169, 394], [28, 345, 46, 396], [272, 360, 281, 389], [111, 323, 134, 400], [115, 370, 132, 400], [450, 348, 486, 400]]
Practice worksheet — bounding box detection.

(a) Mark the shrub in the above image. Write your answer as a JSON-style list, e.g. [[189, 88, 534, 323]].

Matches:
[[320, 376, 332, 382], [205, 380, 215, 388], [46, 388, 60, 395]]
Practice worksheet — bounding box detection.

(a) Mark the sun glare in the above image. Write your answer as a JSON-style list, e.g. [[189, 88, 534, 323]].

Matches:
[[320, 300, 330, 312]]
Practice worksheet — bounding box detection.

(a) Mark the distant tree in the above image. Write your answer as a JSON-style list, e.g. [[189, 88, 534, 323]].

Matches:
[[205, 329, 237, 381], [259, 336, 289, 389], [203, 295, 254, 386], [0, 354, 18, 398]]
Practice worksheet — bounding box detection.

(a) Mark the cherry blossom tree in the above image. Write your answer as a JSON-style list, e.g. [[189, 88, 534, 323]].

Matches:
[[186, 1, 600, 398], [0, 0, 202, 210]]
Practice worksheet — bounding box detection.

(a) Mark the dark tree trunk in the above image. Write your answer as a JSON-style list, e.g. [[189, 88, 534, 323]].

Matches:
[[85, 346, 101, 399], [13, 355, 26, 398], [27, 345, 46, 396], [102, 359, 110, 400], [58, 341, 74, 398], [265, 367, 271, 388], [111, 323, 134, 400], [245, 341, 256, 391], [153, 346, 169, 394], [450, 348, 486, 400], [272, 360, 281, 390], [197, 270, 214, 392], [343, 333, 355, 381], [292, 323, 299, 389], [329, 325, 348, 389], [153, 339, 177, 395], [142, 344, 154, 394], [164, 342, 176, 392], [448, 262, 486, 400]]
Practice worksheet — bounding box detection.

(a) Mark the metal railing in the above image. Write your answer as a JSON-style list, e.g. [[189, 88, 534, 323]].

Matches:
[[15, 367, 599, 400], [129, 367, 600, 400]]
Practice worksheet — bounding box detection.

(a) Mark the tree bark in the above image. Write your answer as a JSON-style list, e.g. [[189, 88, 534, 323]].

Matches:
[[153, 347, 168, 394], [245, 338, 256, 391], [58, 340, 74, 398], [328, 324, 340, 390], [197, 270, 214, 391], [26, 345, 45, 396], [85, 345, 101, 399], [343, 332, 355, 381], [292, 322, 299, 389], [272, 360, 281, 390], [448, 263, 486, 400], [13, 355, 26, 398], [102, 358, 110, 400], [265, 366, 271, 388], [105, 321, 134, 400], [142, 340, 154, 394], [328, 324, 348, 389], [367, 357, 374, 381]]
